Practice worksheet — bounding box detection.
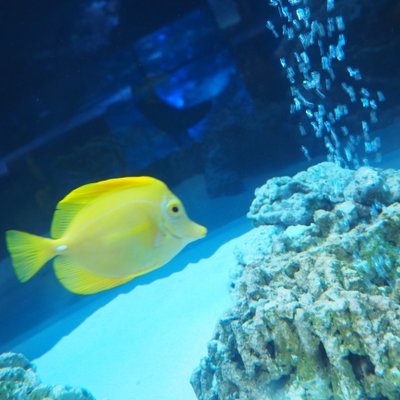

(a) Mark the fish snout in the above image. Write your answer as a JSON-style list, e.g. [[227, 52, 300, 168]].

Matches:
[[188, 222, 207, 240]]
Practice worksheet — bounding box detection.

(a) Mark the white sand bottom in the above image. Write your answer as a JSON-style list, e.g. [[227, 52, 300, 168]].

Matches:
[[31, 218, 250, 400]]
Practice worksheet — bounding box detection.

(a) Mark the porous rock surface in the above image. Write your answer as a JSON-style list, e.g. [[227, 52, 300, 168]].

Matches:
[[191, 162, 400, 400], [0, 352, 95, 400]]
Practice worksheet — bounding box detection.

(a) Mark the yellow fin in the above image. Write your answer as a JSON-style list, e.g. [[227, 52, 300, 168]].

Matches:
[[51, 176, 161, 239], [53, 256, 136, 294], [5, 230, 54, 282]]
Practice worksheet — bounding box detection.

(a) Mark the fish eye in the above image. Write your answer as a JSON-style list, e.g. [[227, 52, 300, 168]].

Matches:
[[167, 201, 181, 216]]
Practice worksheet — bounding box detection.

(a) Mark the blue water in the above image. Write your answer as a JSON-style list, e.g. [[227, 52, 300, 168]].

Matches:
[[1, 0, 400, 399]]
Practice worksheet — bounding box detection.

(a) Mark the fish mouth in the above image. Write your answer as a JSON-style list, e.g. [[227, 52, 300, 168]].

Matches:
[[188, 223, 207, 239]]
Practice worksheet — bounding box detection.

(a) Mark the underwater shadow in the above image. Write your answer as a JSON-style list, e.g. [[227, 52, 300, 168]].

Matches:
[[1, 216, 249, 359]]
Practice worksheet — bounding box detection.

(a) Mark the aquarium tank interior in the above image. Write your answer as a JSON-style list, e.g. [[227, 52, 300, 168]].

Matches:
[[1, 0, 400, 399]]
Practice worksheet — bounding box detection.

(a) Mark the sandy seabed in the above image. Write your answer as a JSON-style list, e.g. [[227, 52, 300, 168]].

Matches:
[[28, 218, 249, 400]]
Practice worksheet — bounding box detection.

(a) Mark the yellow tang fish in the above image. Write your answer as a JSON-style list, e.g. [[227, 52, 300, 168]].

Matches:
[[5, 177, 207, 295]]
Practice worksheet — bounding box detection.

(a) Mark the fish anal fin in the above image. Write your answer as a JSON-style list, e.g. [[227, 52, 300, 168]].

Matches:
[[53, 256, 135, 295], [50, 177, 162, 239]]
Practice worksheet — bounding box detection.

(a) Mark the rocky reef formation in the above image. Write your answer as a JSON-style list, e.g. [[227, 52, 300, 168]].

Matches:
[[0, 352, 94, 400], [191, 162, 400, 400]]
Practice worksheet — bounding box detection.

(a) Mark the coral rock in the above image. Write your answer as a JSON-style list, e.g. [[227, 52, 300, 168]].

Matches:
[[192, 162, 400, 400], [0, 352, 95, 400]]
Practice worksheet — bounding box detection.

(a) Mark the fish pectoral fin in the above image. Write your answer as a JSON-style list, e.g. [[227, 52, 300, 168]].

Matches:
[[53, 256, 135, 295]]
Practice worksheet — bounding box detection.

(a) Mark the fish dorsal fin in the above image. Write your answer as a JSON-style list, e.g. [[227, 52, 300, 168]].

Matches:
[[53, 256, 136, 294], [50, 177, 160, 239]]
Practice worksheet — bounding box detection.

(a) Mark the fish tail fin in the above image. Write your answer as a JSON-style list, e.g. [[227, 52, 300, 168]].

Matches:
[[5, 230, 55, 282]]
